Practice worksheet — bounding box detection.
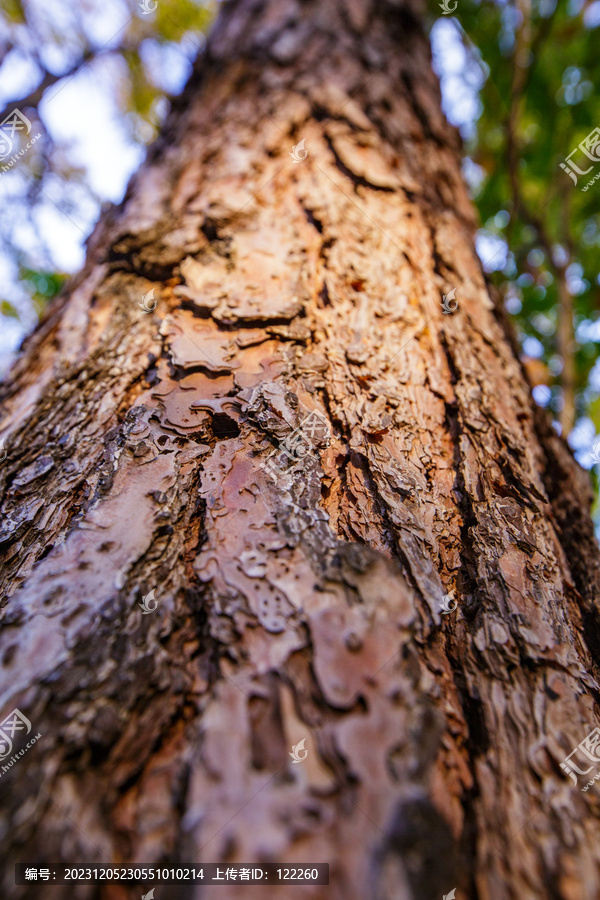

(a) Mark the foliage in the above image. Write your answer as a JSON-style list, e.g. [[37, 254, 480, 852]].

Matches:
[[2, 0, 600, 473], [0, 0, 214, 365], [429, 0, 600, 465], [18, 265, 67, 314]]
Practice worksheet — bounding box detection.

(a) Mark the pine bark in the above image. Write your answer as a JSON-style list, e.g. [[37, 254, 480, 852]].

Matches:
[[1, 1, 600, 898]]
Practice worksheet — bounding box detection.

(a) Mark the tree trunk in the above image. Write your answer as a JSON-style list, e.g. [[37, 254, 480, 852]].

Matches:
[[1, 1, 600, 898]]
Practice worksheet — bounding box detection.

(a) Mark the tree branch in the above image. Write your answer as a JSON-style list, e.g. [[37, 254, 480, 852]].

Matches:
[[0, 48, 96, 126]]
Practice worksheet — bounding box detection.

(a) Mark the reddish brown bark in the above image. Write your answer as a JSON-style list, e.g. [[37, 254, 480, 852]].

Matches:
[[1, 1, 600, 898]]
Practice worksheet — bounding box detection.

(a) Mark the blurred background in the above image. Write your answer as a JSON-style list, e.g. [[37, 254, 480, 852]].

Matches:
[[1, 0, 600, 522]]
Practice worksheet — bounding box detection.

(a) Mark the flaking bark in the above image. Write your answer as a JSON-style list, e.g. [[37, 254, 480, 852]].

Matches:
[[1, 1, 600, 898]]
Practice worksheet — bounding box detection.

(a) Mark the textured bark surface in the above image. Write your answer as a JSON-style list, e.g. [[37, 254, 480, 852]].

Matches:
[[1, 1, 600, 898]]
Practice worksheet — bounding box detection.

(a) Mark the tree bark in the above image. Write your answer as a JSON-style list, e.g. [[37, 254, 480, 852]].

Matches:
[[1, 1, 600, 898]]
